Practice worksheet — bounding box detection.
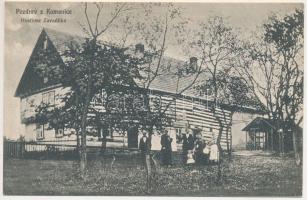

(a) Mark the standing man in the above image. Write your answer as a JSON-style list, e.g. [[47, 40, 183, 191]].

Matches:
[[139, 131, 150, 158], [161, 130, 173, 166], [139, 130, 152, 193]]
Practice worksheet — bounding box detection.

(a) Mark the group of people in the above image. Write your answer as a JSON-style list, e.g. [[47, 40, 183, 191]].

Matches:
[[182, 133, 219, 165], [139, 130, 219, 166], [139, 130, 173, 166]]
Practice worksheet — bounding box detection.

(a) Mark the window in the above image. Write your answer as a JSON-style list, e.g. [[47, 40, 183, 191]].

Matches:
[[55, 128, 64, 138], [43, 35, 48, 50], [42, 91, 55, 105], [43, 77, 49, 84], [176, 128, 182, 143], [250, 128, 265, 150], [36, 124, 44, 140]]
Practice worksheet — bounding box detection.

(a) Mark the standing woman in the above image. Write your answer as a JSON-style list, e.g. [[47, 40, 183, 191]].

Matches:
[[182, 134, 189, 163], [209, 140, 219, 164], [187, 133, 194, 150], [160, 130, 173, 166], [186, 133, 195, 164], [203, 141, 210, 164], [194, 138, 205, 164]]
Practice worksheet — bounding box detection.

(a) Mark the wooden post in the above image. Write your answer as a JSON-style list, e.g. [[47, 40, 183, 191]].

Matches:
[[279, 131, 282, 154], [230, 127, 232, 152], [281, 131, 285, 155], [246, 131, 248, 150], [265, 131, 268, 150], [254, 130, 256, 150], [271, 129, 274, 151]]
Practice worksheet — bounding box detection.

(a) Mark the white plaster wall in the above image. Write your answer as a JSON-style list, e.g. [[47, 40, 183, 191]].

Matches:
[[231, 112, 263, 149], [20, 86, 71, 120], [24, 123, 36, 141], [21, 86, 73, 141]]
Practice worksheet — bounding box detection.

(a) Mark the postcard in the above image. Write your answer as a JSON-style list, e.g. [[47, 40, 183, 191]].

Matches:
[[3, 1, 304, 196]]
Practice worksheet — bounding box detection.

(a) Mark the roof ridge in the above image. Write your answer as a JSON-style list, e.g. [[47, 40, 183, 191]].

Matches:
[[43, 27, 86, 40], [43, 27, 191, 64]]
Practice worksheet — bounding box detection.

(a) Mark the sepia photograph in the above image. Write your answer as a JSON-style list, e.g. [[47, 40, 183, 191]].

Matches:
[[2, 1, 304, 196]]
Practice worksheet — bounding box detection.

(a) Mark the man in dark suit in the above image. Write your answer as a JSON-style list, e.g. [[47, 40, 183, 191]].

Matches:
[[139, 131, 151, 158], [161, 130, 173, 166]]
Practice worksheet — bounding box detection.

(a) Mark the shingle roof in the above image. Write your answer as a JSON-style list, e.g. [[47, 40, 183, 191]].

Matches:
[[44, 28, 86, 56], [16, 28, 264, 112], [43, 28, 210, 99], [242, 117, 282, 132]]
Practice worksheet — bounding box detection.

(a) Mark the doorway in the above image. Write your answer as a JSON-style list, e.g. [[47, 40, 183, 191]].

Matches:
[[127, 126, 138, 148]]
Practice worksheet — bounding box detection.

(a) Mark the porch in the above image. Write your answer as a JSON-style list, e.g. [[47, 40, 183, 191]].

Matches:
[[242, 117, 283, 151]]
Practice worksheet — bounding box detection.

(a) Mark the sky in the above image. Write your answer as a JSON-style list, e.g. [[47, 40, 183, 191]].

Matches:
[[4, 2, 303, 140]]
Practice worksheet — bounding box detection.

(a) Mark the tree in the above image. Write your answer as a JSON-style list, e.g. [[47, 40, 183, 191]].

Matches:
[[34, 3, 203, 190], [127, 4, 203, 193], [90, 3, 203, 192], [33, 2, 143, 178], [190, 16, 265, 183], [238, 9, 303, 165], [189, 16, 241, 182]]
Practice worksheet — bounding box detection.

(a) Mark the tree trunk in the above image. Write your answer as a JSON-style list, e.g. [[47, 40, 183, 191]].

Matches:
[[226, 112, 234, 161], [76, 129, 80, 155], [292, 126, 301, 166], [216, 124, 223, 184], [145, 154, 152, 194], [80, 122, 87, 178], [101, 126, 108, 154], [145, 132, 153, 194], [226, 126, 230, 157], [80, 70, 93, 178]]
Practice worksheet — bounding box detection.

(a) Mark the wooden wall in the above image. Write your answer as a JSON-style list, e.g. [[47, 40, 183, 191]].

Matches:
[[150, 93, 232, 150]]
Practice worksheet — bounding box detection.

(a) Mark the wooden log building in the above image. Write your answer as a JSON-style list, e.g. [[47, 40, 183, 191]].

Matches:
[[14, 28, 261, 151]]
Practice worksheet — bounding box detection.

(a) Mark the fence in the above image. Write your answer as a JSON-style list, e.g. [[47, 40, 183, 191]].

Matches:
[[3, 140, 79, 159], [3, 140, 185, 165], [4, 140, 25, 158], [3, 140, 141, 159]]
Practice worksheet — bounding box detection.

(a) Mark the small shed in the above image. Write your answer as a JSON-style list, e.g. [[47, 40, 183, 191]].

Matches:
[[242, 117, 280, 151]]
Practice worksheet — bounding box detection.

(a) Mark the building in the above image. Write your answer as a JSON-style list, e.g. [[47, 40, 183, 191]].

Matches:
[[242, 117, 302, 152], [15, 28, 261, 151]]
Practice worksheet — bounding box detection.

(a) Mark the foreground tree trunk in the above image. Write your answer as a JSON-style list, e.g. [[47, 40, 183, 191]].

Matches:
[[80, 120, 88, 178], [101, 126, 108, 154], [145, 131, 154, 194], [80, 66, 93, 178], [145, 154, 152, 193], [216, 122, 224, 184], [292, 125, 301, 166], [225, 112, 234, 160], [76, 129, 80, 155]]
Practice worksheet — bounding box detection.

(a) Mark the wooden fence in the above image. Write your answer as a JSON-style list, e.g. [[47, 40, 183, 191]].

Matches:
[[3, 140, 78, 159], [4, 141, 26, 158], [3, 140, 142, 159]]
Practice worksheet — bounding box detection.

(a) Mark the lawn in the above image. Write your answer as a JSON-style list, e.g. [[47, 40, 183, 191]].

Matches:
[[3, 151, 302, 196]]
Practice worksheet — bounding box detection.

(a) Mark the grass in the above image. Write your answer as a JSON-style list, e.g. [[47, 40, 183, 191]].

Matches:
[[3, 151, 302, 196]]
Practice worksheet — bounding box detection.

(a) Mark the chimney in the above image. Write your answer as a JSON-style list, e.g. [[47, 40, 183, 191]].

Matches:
[[190, 57, 198, 71]]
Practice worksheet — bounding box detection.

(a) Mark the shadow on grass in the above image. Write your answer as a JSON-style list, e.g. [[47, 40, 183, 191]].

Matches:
[[3, 151, 302, 196]]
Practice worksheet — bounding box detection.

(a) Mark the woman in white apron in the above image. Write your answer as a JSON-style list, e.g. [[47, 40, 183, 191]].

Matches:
[[209, 142, 219, 164]]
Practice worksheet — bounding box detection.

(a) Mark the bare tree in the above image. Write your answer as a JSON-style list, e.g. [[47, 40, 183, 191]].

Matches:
[[69, 2, 134, 177], [237, 9, 303, 165], [192, 16, 257, 182], [88, 3, 208, 192]]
